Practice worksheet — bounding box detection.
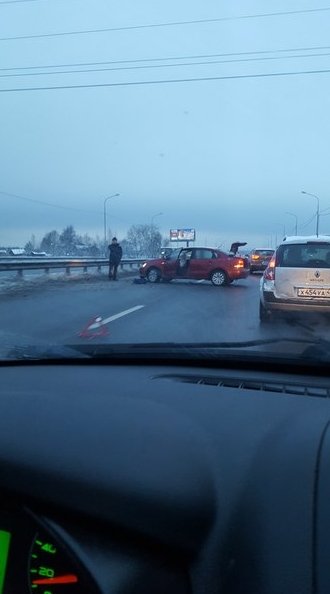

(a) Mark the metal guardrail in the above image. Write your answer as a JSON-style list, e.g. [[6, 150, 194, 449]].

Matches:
[[0, 257, 147, 277]]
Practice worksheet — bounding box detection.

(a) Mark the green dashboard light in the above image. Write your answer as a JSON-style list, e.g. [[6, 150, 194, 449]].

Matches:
[[0, 530, 11, 594]]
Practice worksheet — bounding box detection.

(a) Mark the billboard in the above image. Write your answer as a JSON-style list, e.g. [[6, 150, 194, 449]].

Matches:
[[170, 228, 196, 242]]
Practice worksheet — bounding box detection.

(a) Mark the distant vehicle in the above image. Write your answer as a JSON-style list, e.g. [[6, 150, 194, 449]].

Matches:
[[140, 246, 250, 286], [249, 248, 275, 273], [159, 247, 178, 258], [260, 235, 330, 321]]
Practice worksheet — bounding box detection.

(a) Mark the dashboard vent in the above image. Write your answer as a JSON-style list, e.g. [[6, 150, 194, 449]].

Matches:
[[156, 374, 330, 398]]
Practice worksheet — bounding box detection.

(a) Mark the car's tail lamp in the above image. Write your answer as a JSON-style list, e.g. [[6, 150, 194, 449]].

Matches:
[[251, 254, 260, 260], [264, 256, 276, 280], [234, 259, 245, 269]]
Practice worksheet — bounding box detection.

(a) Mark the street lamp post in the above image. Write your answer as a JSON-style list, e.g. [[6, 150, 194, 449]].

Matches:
[[286, 212, 298, 235], [103, 193, 120, 254], [301, 191, 320, 236], [273, 224, 286, 248]]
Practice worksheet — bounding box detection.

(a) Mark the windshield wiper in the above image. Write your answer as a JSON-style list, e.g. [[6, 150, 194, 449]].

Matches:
[[64, 337, 330, 361], [3, 338, 330, 365]]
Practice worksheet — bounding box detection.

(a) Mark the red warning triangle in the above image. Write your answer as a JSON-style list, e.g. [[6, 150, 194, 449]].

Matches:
[[79, 316, 108, 339]]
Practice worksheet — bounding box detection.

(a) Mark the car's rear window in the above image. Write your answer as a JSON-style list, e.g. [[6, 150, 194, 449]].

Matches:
[[276, 243, 330, 268], [194, 249, 216, 259], [254, 250, 274, 257]]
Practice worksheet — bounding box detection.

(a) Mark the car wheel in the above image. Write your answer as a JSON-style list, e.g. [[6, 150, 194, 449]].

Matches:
[[259, 301, 272, 323], [211, 270, 227, 286], [146, 267, 161, 283]]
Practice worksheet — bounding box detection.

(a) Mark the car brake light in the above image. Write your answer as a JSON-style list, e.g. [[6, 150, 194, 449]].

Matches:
[[264, 256, 276, 280], [251, 254, 260, 260], [234, 259, 244, 269]]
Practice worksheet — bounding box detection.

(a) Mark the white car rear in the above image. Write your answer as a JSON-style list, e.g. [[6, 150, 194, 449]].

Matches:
[[260, 236, 330, 321]]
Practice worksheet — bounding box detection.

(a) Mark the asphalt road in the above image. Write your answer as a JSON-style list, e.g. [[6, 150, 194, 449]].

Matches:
[[1, 272, 330, 355], [0, 272, 327, 358]]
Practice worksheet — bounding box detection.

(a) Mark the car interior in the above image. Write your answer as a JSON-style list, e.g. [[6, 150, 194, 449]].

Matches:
[[1, 349, 330, 594]]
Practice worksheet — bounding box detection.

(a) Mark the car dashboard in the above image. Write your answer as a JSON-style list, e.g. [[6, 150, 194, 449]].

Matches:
[[0, 359, 330, 594]]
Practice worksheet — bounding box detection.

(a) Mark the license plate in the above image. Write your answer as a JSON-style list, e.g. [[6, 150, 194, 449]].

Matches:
[[297, 288, 330, 297]]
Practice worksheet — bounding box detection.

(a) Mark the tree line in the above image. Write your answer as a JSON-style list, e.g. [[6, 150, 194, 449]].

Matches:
[[24, 224, 169, 258]]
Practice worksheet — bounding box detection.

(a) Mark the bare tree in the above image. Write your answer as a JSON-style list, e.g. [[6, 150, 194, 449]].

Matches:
[[59, 225, 77, 255], [126, 224, 162, 258], [40, 230, 60, 255], [24, 234, 37, 254]]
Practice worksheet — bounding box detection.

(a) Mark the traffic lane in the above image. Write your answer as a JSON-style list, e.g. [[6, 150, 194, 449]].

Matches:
[[88, 279, 257, 344], [0, 276, 146, 349], [72, 275, 330, 345], [67, 277, 256, 344], [0, 275, 256, 348], [0, 274, 330, 353]]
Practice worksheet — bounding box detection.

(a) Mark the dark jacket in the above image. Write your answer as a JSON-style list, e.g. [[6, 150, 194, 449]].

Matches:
[[108, 243, 123, 265]]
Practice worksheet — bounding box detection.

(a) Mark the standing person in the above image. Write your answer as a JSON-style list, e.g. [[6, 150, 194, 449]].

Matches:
[[108, 237, 123, 280]]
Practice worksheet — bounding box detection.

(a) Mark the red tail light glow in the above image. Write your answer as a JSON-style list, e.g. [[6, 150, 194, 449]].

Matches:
[[264, 256, 276, 280], [234, 259, 244, 269]]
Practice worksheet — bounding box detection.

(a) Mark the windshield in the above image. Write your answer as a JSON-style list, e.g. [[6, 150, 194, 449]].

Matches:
[[1, 1, 330, 363], [253, 250, 274, 257]]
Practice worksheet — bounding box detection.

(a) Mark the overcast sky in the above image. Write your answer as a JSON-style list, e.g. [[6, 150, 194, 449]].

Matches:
[[1, 0, 330, 250]]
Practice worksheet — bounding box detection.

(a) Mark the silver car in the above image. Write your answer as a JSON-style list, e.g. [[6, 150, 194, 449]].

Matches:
[[260, 235, 330, 321]]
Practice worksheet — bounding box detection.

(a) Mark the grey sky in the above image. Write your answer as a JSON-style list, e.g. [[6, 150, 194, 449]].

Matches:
[[1, 0, 330, 249]]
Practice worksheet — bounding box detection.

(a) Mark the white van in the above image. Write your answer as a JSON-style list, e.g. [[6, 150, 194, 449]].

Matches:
[[260, 235, 330, 321]]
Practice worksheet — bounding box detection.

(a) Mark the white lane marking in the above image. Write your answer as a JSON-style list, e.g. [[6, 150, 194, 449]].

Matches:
[[197, 280, 205, 283], [89, 305, 145, 329]]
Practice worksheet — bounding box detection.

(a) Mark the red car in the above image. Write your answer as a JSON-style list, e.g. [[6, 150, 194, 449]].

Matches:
[[140, 247, 250, 286]]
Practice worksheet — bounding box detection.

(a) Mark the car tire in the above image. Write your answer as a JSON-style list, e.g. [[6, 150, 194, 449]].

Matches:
[[259, 301, 272, 323], [210, 270, 228, 286], [146, 267, 161, 283]]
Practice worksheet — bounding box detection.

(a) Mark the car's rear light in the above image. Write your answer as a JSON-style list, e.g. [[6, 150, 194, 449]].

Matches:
[[264, 256, 276, 280], [234, 259, 244, 269], [251, 254, 260, 260]]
